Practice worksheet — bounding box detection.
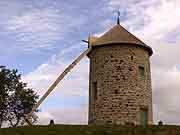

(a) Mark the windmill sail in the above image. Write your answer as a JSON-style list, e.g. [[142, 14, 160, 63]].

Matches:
[[25, 46, 92, 125]]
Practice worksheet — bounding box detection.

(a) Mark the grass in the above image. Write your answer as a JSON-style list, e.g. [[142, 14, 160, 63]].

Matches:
[[0, 124, 180, 135]]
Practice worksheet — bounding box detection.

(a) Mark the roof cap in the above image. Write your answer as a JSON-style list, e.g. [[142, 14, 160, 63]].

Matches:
[[90, 25, 153, 56]]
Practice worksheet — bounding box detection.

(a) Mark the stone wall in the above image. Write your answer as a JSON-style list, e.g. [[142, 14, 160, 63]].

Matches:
[[88, 44, 153, 125]]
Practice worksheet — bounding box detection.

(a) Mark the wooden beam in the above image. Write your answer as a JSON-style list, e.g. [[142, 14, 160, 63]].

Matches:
[[25, 46, 92, 126]]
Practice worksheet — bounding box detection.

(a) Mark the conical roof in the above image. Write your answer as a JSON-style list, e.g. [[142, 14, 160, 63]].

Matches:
[[91, 24, 153, 56]]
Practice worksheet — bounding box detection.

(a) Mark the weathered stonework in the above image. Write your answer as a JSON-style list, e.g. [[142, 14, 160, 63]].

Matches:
[[88, 44, 153, 125]]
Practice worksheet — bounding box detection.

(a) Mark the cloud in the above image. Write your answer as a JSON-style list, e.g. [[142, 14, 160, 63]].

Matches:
[[23, 43, 89, 97], [3, 7, 69, 52], [136, 0, 180, 41], [36, 105, 88, 125], [150, 40, 180, 124], [6, 9, 65, 50], [152, 68, 180, 124], [105, 0, 180, 42], [0, 0, 89, 53]]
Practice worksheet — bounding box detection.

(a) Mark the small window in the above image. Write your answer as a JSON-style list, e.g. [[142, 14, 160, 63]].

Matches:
[[93, 82, 97, 100], [131, 56, 134, 60], [139, 66, 145, 78], [115, 90, 118, 94]]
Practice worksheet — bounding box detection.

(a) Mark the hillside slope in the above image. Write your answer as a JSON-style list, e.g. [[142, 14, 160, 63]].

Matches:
[[0, 125, 180, 135]]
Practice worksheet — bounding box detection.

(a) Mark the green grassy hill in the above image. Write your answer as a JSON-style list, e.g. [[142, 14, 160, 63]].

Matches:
[[1, 125, 180, 135]]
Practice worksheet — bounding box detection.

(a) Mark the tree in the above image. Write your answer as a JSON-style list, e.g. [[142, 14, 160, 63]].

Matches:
[[0, 67, 10, 127], [0, 66, 39, 127]]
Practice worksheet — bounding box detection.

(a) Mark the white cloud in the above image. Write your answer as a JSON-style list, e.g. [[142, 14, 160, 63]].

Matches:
[[23, 44, 89, 97], [152, 67, 180, 124], [36, 106, 88, 125], [137, 0, 180, 40], [105, 0, 180, 41], [5, 8, 66, 51], [0, 0, 87, 53], [150, 42, 180, 124]]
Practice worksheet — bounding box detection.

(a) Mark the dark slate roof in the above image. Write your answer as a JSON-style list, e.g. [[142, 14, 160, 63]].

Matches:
[[91, 24, 153, 56]]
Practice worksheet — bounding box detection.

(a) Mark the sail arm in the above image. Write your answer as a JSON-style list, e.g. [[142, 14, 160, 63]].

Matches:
[[25, 46, 92, 125]]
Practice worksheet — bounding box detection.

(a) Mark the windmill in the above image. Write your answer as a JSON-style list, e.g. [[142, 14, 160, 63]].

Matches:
[[24, 37, 95, 126], [24, 12, 153, 126]]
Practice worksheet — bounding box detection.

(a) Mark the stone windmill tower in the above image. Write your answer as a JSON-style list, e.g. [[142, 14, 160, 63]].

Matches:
[[87, 17, 153, 125]]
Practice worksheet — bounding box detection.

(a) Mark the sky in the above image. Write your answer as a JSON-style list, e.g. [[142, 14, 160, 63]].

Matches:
[[1, 0, 180, 125]]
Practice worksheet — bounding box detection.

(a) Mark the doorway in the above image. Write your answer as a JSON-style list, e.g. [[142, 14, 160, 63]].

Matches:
[[140, 108, 148, 125]]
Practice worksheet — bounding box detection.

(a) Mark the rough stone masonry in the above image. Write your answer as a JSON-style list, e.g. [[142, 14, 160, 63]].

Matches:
[[87, 24, 153, 125]]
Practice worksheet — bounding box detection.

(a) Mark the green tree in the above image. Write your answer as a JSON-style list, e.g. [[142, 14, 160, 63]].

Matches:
[[0, 66, 39, 127], [0, 66, 10, 127]]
